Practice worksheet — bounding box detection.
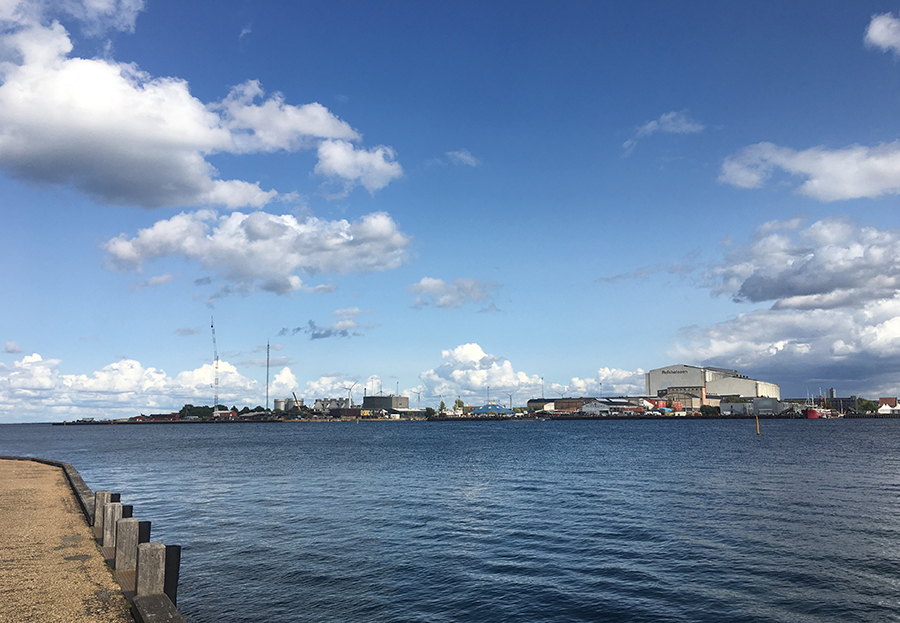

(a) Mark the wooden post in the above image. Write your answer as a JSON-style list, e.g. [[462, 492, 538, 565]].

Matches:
[[115, 517, 139, 571], [93, 490, 110, 529], [102, 502, 123, 548], [136, 542, 166, 596]]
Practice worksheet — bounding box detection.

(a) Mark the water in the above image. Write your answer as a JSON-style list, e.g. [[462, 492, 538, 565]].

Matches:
[[2, 419, 899, 622]]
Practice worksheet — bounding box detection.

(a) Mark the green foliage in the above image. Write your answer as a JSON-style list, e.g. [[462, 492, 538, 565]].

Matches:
[[857, 398, 878, 413], [179, 404, 214, 419], [424, 407, 436, 417], [699, 404, 720, 416], [178, 403, 271, 419], [438, 400, 446, 413]]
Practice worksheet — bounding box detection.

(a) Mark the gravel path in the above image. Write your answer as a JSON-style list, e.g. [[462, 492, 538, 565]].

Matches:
[[0, 459, 132, 622]]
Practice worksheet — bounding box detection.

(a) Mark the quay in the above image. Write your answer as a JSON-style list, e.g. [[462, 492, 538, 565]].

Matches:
[[0, 457, 185, 623]]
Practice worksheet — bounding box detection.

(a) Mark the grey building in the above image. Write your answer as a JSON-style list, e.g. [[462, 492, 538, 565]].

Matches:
[[645, 364, 780, 401], [362, 395, 410, 411]]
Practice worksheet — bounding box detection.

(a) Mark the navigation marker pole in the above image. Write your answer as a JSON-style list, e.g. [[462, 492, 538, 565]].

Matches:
[[756, 415, 760, 435]]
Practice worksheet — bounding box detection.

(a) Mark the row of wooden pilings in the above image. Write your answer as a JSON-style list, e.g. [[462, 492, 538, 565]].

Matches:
[[93, 489, 184, 622]]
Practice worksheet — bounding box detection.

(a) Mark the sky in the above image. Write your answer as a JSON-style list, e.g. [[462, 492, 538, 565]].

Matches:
[[5, 1, 900, 421]]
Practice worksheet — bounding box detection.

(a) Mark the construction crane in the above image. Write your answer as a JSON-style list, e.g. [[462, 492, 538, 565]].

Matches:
[[211, 317, 219, 417], [292, 391, 302, 415]]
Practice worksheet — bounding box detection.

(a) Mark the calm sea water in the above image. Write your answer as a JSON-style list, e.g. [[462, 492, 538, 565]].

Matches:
[[2, 419, 899, 622]]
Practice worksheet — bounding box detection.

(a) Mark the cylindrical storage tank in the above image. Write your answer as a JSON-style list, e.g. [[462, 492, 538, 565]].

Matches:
[[274, 398, 287, 411]]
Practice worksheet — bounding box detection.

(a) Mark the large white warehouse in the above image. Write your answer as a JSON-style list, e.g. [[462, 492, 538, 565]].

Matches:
[[645, 364, 780, 401]]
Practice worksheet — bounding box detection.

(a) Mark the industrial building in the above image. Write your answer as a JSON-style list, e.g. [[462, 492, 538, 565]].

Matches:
[[273, 397, 303, 412], [312, 397, 349, 413], [581, 398, 640, 416], [362, 395, 410, 411], [645, 364, 780, 403], [526, 397, 593, 412], [719, 397, 795, 417]]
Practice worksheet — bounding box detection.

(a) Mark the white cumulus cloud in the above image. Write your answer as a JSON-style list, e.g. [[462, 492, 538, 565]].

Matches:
[[0, 9, 400, 209], [214, 80, 359, 153], [297, 373, 371, 401], [315, 139, 403, 195], [707, 217, 900, 308], [1, 0, 144, 33], [719, 141, 900, 201], [865, 12, 900, 55], [103, 210, 412, 295]]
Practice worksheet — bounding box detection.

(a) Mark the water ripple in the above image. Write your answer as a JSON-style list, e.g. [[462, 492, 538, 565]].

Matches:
[[3, 419, 900, 622]]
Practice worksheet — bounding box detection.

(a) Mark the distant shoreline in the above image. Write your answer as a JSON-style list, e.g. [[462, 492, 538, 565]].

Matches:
[[47, 412, 898, 426]]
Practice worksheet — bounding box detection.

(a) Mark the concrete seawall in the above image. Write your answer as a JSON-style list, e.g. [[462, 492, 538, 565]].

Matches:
[[0, 456, 186, 623]]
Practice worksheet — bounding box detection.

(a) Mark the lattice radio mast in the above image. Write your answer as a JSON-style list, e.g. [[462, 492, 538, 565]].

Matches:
[[211, 316, 219, 415]]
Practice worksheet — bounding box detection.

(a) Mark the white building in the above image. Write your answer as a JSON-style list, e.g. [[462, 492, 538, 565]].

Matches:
[[581, 400, 609, 416], [645, 364, 780, 401]]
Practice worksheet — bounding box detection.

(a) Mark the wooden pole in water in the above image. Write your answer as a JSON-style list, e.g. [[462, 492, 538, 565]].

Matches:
[[756, 415, 760, 435]]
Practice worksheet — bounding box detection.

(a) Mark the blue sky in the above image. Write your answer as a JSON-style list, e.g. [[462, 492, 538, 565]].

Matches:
[[4, 0, 900, 421]]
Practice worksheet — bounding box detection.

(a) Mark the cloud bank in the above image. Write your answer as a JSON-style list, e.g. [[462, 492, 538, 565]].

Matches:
[[0, 345, 647, 421], [0, 353, 257, 420], [414, 343, 645, 401], [680, 217, 900, 395]]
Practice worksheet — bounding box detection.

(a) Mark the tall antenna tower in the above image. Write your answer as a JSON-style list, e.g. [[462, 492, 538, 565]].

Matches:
[[266, 340, 270, 411], [211, 316, 219, 415]]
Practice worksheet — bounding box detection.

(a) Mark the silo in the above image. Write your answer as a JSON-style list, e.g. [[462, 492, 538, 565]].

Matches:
[[274, 398, 287, 411]]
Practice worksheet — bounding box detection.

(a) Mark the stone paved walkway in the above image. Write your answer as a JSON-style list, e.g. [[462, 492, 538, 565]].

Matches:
[[0, 459, 132, 623]]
